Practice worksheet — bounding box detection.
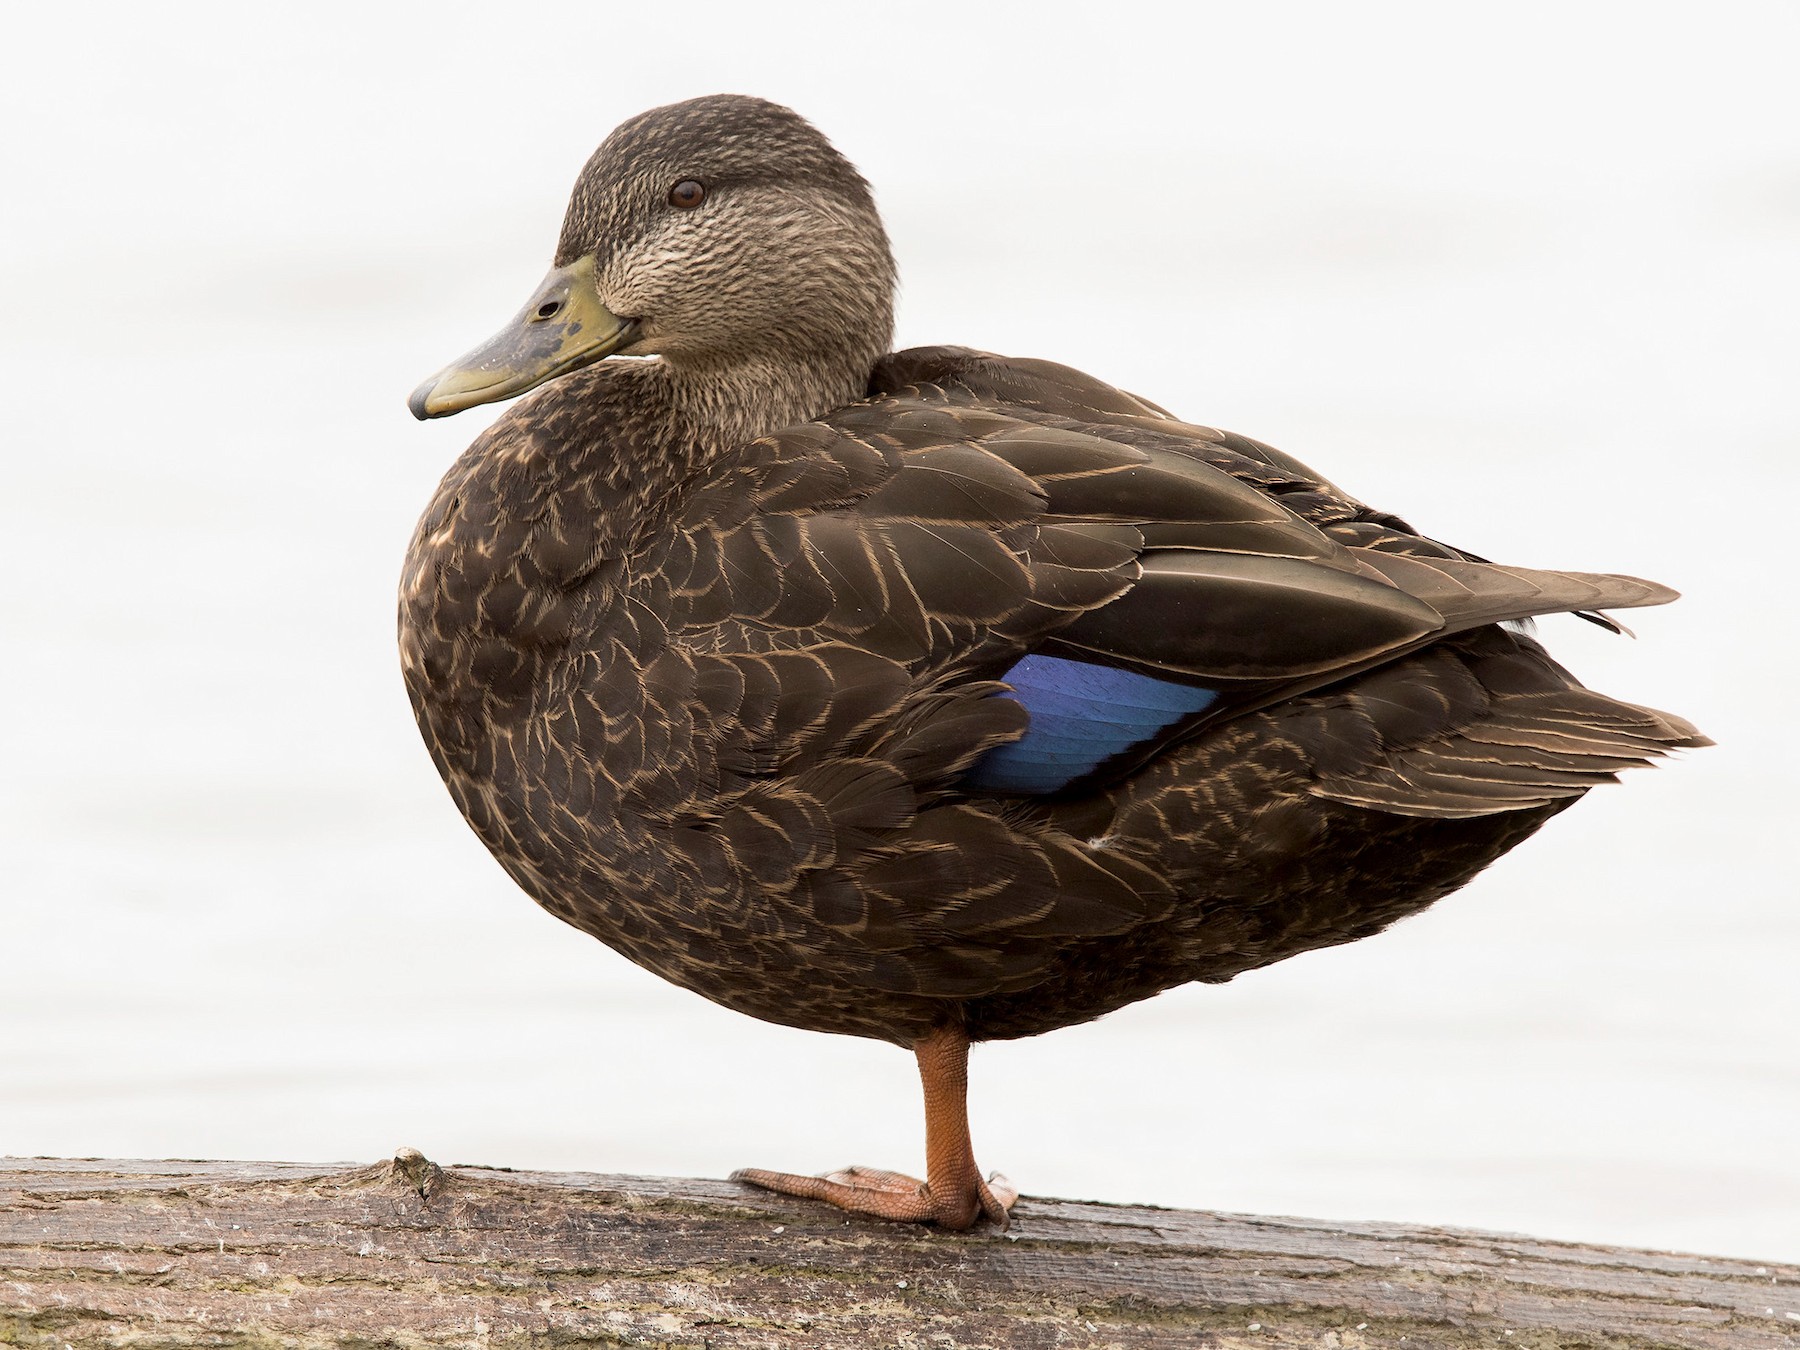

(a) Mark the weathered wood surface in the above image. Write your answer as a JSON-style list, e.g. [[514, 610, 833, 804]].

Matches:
[[2, 1153, 1794, 1349]]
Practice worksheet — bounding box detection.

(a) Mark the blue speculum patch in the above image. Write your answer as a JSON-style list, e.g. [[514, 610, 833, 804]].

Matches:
[[965, 653, 1220, 795]]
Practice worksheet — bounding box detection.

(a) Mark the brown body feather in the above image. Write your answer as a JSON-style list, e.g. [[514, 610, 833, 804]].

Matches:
[[400, 346, 1703, 1046]]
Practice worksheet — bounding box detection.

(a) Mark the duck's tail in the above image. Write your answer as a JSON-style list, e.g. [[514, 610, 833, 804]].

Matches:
[[1285, 627, 1710, 820]]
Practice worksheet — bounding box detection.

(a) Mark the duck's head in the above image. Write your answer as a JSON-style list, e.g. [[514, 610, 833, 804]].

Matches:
[[409, 95, 896, 424]]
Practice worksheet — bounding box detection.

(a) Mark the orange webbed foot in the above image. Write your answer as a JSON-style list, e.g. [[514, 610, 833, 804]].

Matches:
[[732, 1163, 1016, 1230], [732, 1024, 1016, 1231]]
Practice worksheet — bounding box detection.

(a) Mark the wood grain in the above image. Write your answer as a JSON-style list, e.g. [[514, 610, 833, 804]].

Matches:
[[2, 1153, 1793, 1348]]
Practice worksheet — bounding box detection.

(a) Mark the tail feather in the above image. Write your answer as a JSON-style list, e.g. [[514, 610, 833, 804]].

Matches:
[[1355, 551, 1679, 635], [1304, 633, 1709, 820]]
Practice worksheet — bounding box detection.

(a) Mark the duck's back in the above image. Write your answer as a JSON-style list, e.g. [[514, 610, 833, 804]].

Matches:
[[400, 347, 1704, 1047]]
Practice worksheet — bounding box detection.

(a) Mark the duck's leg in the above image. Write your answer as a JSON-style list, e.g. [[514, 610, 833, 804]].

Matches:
[[731, 1023, 1016, 1230]]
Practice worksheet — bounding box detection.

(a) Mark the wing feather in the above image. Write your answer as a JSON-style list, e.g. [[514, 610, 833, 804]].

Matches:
[[598, 346, 1696, 996]]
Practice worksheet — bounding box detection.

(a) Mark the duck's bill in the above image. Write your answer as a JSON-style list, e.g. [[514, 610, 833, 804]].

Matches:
[[408, 255, 638, 419]]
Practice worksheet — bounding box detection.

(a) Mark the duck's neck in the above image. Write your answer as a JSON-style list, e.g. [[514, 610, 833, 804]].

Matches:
[[651, 344, 879, 454]]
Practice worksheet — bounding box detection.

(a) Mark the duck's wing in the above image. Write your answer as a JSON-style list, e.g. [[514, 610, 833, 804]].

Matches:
[[876, 346, 1640, 631], [637, 343, 1681, 813], [611, 348, 1687, 999], [864, 347, 1670, 681]]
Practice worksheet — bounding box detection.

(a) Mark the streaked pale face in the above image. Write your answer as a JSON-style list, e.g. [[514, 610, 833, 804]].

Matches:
[[554, 96, 896, 369], [411, 96, 898, 421]]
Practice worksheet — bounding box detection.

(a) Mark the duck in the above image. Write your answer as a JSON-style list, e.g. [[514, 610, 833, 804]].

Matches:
[[402, 94, 1705, 1231]]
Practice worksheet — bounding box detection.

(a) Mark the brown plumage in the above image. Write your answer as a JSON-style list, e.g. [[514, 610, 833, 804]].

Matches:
[[402, 94, 1706, 1229]]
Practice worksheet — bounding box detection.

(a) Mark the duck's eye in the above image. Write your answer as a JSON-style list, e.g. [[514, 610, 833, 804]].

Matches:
[[668, 179, 706, 209]]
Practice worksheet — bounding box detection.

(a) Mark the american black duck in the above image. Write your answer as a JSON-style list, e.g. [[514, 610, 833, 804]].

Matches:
[[403, 94, 1705, 1230]]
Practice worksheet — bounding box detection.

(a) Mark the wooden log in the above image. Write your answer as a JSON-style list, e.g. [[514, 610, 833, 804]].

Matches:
[[2, 1153, 1794, 1348]]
